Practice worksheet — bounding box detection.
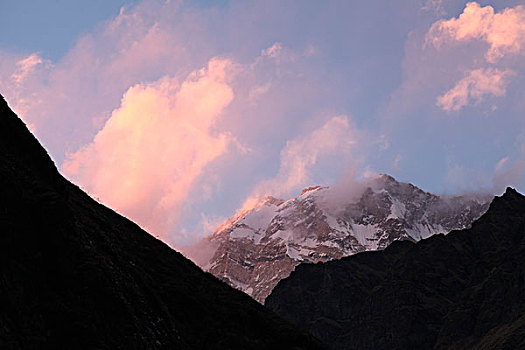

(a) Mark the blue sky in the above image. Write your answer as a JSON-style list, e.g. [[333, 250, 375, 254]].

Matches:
[[0, 1, 139, 60], [0, 0, 524, 246]]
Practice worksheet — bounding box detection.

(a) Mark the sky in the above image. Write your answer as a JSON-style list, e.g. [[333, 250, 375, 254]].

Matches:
[[1, 0, 524, 248]]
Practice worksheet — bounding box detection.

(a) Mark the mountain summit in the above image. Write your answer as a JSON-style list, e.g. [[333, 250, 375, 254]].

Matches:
[[0, 95, 325, 348], [208, 175, 490, 302]]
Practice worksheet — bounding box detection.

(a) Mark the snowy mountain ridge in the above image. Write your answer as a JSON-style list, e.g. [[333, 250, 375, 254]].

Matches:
[[207, 174, 490, 302]]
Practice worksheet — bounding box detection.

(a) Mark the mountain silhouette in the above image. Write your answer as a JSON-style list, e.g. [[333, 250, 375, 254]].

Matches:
[[0, 95, 326, 349]]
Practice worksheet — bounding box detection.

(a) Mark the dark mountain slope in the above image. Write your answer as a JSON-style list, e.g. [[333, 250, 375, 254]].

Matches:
[[0, 95, 326, 349], [266, 188, 525, 350]]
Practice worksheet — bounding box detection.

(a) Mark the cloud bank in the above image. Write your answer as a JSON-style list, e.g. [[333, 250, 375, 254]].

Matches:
[[1, 0, 524, 250]]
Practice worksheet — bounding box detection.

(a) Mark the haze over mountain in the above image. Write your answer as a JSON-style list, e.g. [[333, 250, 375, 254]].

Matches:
[[266, 188, 525, 350], [0, 95, 326, 349], [206, 176, 490, 302]]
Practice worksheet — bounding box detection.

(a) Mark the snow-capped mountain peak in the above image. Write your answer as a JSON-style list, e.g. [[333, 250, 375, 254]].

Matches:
[[207, 175, 490, 303]]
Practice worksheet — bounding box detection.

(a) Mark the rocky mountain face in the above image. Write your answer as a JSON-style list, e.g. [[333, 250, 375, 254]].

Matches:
[[0, 95, 326, 349], [265, 188, 525, 350], [208, 175, 490, 303]]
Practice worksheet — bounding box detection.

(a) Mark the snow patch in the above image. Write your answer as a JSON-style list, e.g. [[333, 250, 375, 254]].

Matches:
[[242, 202, 279, 232], [228, 277, 250, 292], [230, 227, 264, 244], [286, 245, 301, 259], [387, 199, 406, 219], [351, 223, 379, 250], [408, 222, 444, 240]]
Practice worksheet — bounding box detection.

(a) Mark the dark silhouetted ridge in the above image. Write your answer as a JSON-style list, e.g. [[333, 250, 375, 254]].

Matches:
[[266, 186, 525, 350], [0, 95, 326, 349]]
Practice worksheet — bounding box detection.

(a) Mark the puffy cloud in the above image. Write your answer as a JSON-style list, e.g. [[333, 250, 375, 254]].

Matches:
[[410, 2, 525, 113], [62, 58, 234, 240], [0, 1, 210, 162], [436, 67, 512, 112], [241, 115, 358, 210], [427, 2, 525, 62]]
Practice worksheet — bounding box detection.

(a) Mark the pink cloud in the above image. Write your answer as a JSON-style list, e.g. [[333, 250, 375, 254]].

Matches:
[[240, 115, 358, 211], [436, 67, 512, 112], [495, 156, 509, 173], [427, 2, 525, 62], [0, 1, 209, 160], [0, 2, 334, 246], [386, 1, 525, 118], [62, 58, 234, 240], [11, 53, 43, 84]]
